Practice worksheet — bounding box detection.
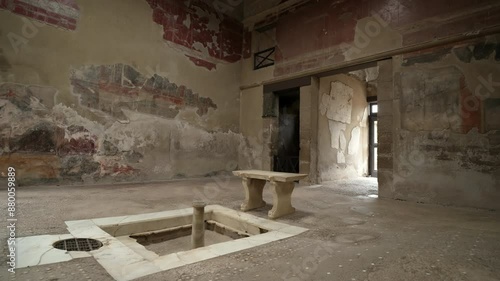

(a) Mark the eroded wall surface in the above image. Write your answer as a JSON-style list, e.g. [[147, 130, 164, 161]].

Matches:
[[239, 0, 500, 209], [238, 85, 265, 170], [145, 0, 249, 70], [0, 0, 80, 30], [381, 37, 500, 209], [271, 0, 500, 77], [317, 74, 369, 181], [0, 0, 242, 185]]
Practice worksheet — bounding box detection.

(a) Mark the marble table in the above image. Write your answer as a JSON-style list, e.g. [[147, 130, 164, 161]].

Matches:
[[232, 170, 308, 219]]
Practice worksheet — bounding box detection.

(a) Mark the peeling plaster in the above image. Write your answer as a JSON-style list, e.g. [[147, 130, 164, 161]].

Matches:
[[340, 131, 347, 150], [0, 81, 239, 185], [391, 37, 500, 209], [70, 64, 217, 121], [145, 0, 245, 69], [0, 0, 80, 30], [322, 81, 353, 124], [0, 0, 242, 186], [317, 74, 369, 181]]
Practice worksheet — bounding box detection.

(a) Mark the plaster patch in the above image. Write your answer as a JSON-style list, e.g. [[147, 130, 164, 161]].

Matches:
[[319, 93, 330, 116], [328, 120, 346, 149], [348, 127, 361, 155], [360, 107, 368, 127], [365, 66, 379, 82], [326, 81, 353, 124], [337, 151, 346, 164], [340, 131, 347, 150]]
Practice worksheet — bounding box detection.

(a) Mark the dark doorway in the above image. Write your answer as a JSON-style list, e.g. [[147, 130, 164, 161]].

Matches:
[[274, 88, 300, 173], [369, 103, 378, 177]]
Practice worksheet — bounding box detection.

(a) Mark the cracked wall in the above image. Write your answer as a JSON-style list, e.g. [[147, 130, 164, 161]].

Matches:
[[386, 36, 500, 210], [317, 74, 370, 181], [0, 0, 242, 185]]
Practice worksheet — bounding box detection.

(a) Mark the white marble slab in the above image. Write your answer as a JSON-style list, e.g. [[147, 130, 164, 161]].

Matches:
[[16, 234, 90, 268], [96, 205, 305, 280], [116, 236, 159, 261], [13, 204, 308, 280]]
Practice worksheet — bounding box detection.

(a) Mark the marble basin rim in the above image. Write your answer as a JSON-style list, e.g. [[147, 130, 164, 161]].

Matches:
[[97, 205, 269, 238], [61, 204, 308, 281]]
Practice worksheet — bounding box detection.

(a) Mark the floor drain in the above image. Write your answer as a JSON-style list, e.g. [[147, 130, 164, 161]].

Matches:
[[53, 238, 103, 252]]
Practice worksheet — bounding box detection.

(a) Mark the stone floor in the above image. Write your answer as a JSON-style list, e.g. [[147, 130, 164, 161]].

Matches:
[[1, 176, 499, 281]]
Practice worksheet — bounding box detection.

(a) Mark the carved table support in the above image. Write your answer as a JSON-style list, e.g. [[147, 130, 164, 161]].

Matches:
[[240, 177, 266, 211], [268, 181, 295, 219]]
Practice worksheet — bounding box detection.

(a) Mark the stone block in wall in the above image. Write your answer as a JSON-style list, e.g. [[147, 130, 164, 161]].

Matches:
[[263, 92, 277, 117], [378, 141, 393, 156], [299, 161, 311, 177], [377, 100, 393, 116], [378, 115, 393, 133], [377, 81, 394, 101], [306, 77, 320, 184], [378, 156, 393, 169], [300, 139, 311, 159], [393, 73, 401, 100], [300, 112, 311, 129], [261, 118, 278, 170], [300, 145, 311, 157], [485, 98, 500, 132], [377, 60, 393, 83], [488, 131, 500, 146], [300, 107, 311, 130], [377, 169, 394, 199], [377, 132, 393, 155], [300, 127, 311, 137], [392, 98, 401, 133]]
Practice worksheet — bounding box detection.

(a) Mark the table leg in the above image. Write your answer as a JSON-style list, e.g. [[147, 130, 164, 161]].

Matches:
[[268, 181, 295, 219], [240, 178, 266, 211]]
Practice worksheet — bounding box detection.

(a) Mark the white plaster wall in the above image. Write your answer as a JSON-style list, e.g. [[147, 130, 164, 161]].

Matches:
[[317, 74, 369, 181]]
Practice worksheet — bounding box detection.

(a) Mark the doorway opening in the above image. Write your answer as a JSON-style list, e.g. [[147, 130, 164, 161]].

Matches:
[[369, 102, 378, 177], [273, 88, 300, 173]]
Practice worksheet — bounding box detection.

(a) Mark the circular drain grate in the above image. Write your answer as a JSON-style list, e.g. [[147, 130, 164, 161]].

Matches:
[[53, 238, 103, 252]]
